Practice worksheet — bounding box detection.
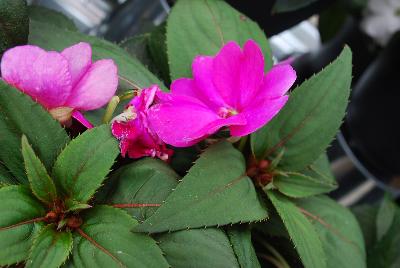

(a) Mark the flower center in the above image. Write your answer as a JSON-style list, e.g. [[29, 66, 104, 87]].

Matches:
[[218, 107, 238, 118], [49, 107, 74, 126]]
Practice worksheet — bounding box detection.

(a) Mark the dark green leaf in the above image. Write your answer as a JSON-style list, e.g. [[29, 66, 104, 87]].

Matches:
[[296, 195, 366, 268], [28, 5, 77, 31], [351, 204, 378, 249], [0, 0, 29, 55], [0, 163, 15, 185], [52, 125, 119, 203], [27, 225, 72, 268], [0, 81, 70, 184], [21, 135, 57, 204], [273, 0, 318, 13], [107, 158, 179, 222], [69, 206, 168, 268], [120, 34, 153, 70], [167, 0, 272, 80], [136, 142, 268, 233], [227, 226, 261, 268], [376, 194, 397, 241], [0, 185, 45, 266], [147, 23, 170, 83], [267, 190, 326, 268], [251, 47, 352, 171], [318, 2, 348, 43], [158, 228, 239, 268]]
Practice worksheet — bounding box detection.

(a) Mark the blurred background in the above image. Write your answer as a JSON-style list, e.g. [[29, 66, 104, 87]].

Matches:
[[27, 0, 400, 206]]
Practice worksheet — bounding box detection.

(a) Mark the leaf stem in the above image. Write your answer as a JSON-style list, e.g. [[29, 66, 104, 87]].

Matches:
[[257, 253, 287, 268], [102, 96, 120, 124], [118, 75, 142, 90], [0, 216, 46, 231]]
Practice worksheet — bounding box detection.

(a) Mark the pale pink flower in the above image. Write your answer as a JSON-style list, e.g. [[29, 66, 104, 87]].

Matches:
[[148, 40, 296, 147], [111, 85, 173, 161], [1, 42, 118, 126]]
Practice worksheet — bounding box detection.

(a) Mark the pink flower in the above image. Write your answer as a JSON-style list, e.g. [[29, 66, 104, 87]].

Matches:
[[111, 85, 173, 161], [147, 40, 296, 147], [0, 42, 118, 126]]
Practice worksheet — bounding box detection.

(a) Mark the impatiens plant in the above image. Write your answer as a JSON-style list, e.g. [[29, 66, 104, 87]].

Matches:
[[0, 0, 367, 267]]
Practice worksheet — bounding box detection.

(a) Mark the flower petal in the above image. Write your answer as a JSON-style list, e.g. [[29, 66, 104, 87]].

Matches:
[[1, 45, 72, 108], [72, 110, 93, 129], [259, 64, 296, 99], [61, 42, 92, 88], [230, 96, 289, 137], [65, 59, 118, 110]]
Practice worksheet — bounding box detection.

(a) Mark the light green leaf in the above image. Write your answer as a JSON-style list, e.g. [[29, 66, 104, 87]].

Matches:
[[69, 206, 168, 268], [0, 185, 45, 266], [52, 125, 119, 203], [296, 195, 366, 268], [29, 20, 166, 91], [0, 81, 70, 184], [28, 5, 77, 31], [158, 228, 239, 268], [21, 135, 57, 204], [273, 0, 318, 13], [267, 190, 326, 268], [0, 0, 29, 55], [251, 47, 352, 171], [136, 142, 268, 233], [376, 194, 397, 241], [227, 226, 261, 268], [106, 158, 179, 222], [64, 199, 92, 212], [27, 225, 72, 268], [167, 0, 272, 80]]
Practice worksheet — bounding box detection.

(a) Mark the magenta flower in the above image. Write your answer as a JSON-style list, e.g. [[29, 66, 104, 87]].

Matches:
[[111, 85, 173, 161], [147, 40, 296, 147], [1, 42, 118, 126]]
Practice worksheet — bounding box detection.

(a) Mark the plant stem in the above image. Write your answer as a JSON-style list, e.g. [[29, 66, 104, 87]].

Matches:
[[102, 96, 120, 124], [0, 216, 46, 231], [118, 90, 136, 102], [257, 253, 287, 268]]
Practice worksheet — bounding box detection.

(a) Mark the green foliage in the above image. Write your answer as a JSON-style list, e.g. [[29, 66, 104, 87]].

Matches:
[[106, 158, 179, 222], [0, 81, 70, 184], [0, 185, 45, 266], [69, 206, 168, 268], [0, 163, 15, 184], [227, 226, 261, 268], [273, 0, 318, 13], [28, 5, 77, 31], [136, 142, 268, 233], [0, 0, 29, 55], [376, 194, 397, 241], [21, 135, 57, 204], [267, 190, 326, 268], [147, 23, 170, 84], [166, 0, 272, 80], [352, 204, 378, 249], [158, 228, 239, 268], [296, 195, 366, 268], [251, 47, 352, 171], [27, 225, 72, 268], [52, 125, 119, 204]]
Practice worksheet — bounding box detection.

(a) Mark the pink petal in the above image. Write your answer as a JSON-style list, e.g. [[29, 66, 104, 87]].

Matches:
[[212, 41, 242, 107], [72, 110, 93, 129], [259, 64, 296, 99], [61, 42, 92, 88], [148, 95, 224, 147], [1, 45, 72, 108], [238, 40, 265, 108], [230, 96, 289, 137], [65, 59, 118, 110]]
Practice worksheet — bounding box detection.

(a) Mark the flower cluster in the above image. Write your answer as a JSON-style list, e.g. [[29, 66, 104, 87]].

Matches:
[[1, 40, 296, 161]]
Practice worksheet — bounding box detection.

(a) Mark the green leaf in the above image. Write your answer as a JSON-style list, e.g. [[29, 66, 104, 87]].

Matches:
[[296, 195, 366, 268], [106, 158, 179, 222], [69, 206, 168, 268], [227, 226, 261, 268], [0, 185, 45, 266], [0, 163, 15, 185], [158, 228, 239, 268], [52, 125, 119, 203], [368, 209, 400, 268], [29, 20, 166, 91], [273, 0, 318, 13], [376, 194, 397, 241], [135, 142, 268, 233], [147, 23, 170, 84], [0, 82, 70, 184], [167, 0, 272, 80], [120, 34, 153, 70], [318, 1, 347, 43], [64, 199, 92, 212], [351, 204, 378, 249], [0, 0, 29, 55], [27, 225, 72, 268], [21, 135, 57, 204], [272, 171, 337, 198], [28, 5, 77, 31], [251, 47, 352, 171], [267, 190, 326, 268]]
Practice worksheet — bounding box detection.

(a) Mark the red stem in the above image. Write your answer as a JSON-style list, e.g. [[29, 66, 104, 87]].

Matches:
[[111, 203, 161, 208], [0, 217, 46, 231]]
